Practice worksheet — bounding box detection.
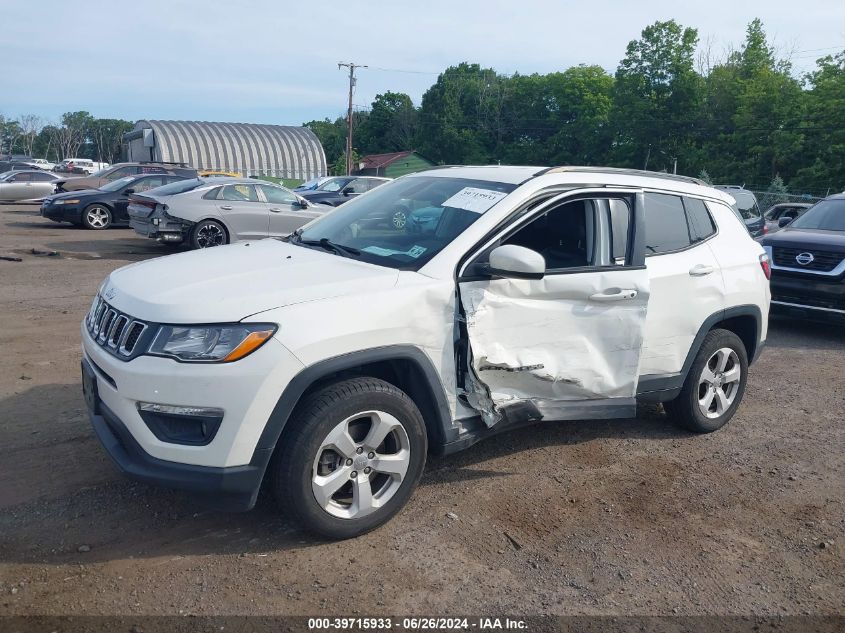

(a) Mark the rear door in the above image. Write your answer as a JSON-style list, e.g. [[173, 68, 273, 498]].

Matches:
[[258, 184, 322, 236], [458, 189, 650, 427], [214, 184, 268, 241]]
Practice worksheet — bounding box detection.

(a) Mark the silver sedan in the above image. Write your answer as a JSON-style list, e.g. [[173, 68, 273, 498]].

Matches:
[[0, 170, 62, 202], [128, 177, 332, 249]]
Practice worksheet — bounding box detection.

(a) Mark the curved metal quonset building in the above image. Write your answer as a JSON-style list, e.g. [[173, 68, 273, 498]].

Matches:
[[124, 120, 327, 180]]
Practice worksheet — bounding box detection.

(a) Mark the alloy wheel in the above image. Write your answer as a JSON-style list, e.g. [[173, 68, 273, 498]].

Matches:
[[697, 347, 741, 419], [311, 410, 411, 519], [86, 207, 110, 229], [196, 224, 225, 247]]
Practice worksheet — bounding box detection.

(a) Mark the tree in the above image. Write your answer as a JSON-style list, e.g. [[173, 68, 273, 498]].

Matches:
[[759, 174, 789, 209], [18, 114, 42, 157], [611, 20, 703, 172], [356, 92, 417, 154], [56, 111, 94, 159], [698, 168, 713, 184], [90, 118, 133, 164]]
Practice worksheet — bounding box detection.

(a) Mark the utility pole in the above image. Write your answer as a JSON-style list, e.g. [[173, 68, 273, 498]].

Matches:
[[338, 62, 366, 175]]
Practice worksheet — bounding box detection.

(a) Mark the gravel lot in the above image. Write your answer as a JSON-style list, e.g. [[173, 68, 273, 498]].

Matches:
[[0, 202, 843, 618]]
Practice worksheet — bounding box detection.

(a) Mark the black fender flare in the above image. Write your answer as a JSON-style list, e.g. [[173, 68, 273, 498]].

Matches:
[[637, 304, 764, 401], [253, 345, 452, 455]]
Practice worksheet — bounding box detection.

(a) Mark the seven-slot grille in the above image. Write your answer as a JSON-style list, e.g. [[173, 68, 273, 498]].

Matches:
[[772, 247, 844, 272], [86, 295, 148, 357]]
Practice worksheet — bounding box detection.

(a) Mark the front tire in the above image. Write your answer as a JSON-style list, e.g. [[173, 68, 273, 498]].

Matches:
[[81, 204, 112, 230], [190, 219, 228, 249], [271, 378, 427, 539], [664, 328, 749, 433]]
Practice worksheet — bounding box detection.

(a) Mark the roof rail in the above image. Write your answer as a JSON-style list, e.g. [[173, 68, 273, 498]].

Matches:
[[139, 160, 190, 167], [546, 166, 706, 186]]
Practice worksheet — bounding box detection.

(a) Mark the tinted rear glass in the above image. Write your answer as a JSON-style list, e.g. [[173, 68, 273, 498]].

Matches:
[[147, 178, 205, 196], [730, 191, 760, 219], [643, 193, 692, 253]]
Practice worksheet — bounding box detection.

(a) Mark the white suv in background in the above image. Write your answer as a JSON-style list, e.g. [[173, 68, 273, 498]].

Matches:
[[81, 166, 771, 538]]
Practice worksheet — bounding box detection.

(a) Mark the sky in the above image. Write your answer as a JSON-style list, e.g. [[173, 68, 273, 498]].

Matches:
[[2, 0, 843, 126]]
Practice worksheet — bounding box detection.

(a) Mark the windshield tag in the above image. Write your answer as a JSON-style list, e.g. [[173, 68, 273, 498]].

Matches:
[[442, 187, 508, 214]]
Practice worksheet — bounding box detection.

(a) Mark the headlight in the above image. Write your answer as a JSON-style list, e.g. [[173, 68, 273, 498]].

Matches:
[[55, 199, 80, 205], [148, 323, 276, 362]]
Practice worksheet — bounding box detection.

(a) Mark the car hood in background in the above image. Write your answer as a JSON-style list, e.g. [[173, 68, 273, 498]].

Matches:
[[44, 188, 103, 203], [102, 239, 399, 323], [761, 227, 845, 252]]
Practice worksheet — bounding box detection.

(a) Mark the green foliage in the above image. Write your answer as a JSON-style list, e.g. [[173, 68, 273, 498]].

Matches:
[[698, 168, 713, 185], [758, 175, 789, 209]]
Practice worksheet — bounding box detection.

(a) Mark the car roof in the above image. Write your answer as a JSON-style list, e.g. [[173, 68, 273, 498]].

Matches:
[[407, 165, 736, 203], [199, 177, 285, 186]]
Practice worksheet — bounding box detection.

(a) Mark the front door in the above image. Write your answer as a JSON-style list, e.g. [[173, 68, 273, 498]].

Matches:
[[458, 190, 650, 427], [215, 183, 269, 241], [258, 184, 323, 236]]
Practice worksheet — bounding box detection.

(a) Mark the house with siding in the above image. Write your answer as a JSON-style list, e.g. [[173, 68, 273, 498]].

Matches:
[[354, 151, 435, 178]]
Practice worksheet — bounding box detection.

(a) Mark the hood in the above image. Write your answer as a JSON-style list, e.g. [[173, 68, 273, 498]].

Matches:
[[102, 239, 400, 323], [761, 227, 845, 253], [56, 176, 98, 191], [45, 188, 102, 202]]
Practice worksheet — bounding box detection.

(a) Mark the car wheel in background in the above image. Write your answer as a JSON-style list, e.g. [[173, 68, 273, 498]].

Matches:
[[190, 220, 228, 249], [664, 328, 749, 433], [82, 205, 112, 230], [271, 377, 427, 539]]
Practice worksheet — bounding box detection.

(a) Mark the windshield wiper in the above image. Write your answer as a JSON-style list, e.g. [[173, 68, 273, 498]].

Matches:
[[298, 237, 361, 257]]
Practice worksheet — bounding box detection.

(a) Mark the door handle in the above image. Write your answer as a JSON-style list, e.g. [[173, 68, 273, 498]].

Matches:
[[689, 264, 715, 276], [589, 289, 638, 302], [269, 207, 282, 213], [220, 205, 232, 210]]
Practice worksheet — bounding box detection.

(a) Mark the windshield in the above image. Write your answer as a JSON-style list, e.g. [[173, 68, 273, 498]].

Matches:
[[316, 177, 353, 192], [99, 176, 136, 192], [790, 199, 845, 231], [295, 176, 517, 269]]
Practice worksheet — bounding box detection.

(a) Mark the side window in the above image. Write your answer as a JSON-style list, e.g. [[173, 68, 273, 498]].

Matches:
[[347, 178, 370, 194], [139, 166, 166, 174], [202, 186, 222, 200], [683, 197, 716, 241], [32, 172, 55, 182], [643, 193, 692, 254], [502, 199, 598, 270], [220, 184, 258, 202], [130, 176, 166, 192], [12, 172, 32, 182], [365, 179, 386, 191], [106, 166, 135, 180], [259, 184, 298, 205]]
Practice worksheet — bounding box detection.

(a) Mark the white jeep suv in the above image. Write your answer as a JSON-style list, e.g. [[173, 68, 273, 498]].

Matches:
[[81, 166, 771, 538]]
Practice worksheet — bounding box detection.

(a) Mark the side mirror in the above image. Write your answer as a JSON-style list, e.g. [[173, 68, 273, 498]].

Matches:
[[297, 197, 309, 209], [488, 245, 546, 280], [778, 216, 793, 228], [342, 187, 354, 196], [124, 188, 135, 195]]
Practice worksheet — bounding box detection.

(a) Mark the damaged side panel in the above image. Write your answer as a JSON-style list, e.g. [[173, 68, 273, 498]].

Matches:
[[459, 269, 650, 427]]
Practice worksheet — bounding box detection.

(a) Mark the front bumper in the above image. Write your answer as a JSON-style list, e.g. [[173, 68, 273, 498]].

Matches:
[[41, 201, 82, 222], [85, 359, 270, 511], [770, 270, 845, 323], [81, 321, 305, 508]]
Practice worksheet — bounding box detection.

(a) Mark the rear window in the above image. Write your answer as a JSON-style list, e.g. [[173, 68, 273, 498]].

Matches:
[[148, 178, 206, 196], [643, 193, 692, 254], [731, 191, 761, 219], [684, 197, 716, 241]]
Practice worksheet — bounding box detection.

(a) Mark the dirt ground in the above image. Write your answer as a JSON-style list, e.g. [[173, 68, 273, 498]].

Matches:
[[0, 202, 843, 618]]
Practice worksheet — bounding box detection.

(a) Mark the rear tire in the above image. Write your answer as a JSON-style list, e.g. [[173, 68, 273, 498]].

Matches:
[[81, 204, 112, 230], [664, 328, 748, 433], [271, 378, 427, 539], [189, 219, 228, 249]]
